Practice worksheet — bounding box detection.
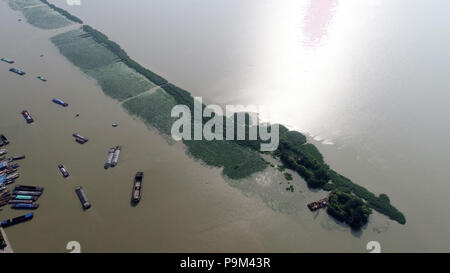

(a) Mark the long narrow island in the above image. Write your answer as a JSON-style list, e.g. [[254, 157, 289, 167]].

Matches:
[[9, 0, 405, 230]]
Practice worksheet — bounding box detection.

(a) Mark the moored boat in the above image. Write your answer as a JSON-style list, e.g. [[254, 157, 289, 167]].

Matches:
[[307, 197, 329, 212], [111, 146, 121, 167], [37, 76, 47, 82], [15, 185, 44, 192], [104, 148, 115, 169], [11, 155, 25, 161], [13, 191, 42, 196], [11, 203, 39, 210], [1, 213, 33, 228], [8, 199, 33, 204], [13, 195, 38, 201]]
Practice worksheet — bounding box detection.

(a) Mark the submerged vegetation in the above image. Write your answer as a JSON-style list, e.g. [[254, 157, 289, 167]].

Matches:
[[39, 0, 83, 24], [51, 29, 155, 100], [82, 25, 168, 86], [9, 0, 72, 29]]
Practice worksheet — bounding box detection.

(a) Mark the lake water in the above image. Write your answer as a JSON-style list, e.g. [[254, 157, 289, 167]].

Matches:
[[1, 0, 449, 252]]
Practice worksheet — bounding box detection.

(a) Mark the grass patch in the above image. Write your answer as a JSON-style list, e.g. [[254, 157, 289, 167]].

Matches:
[[8, 0, 41, 10], [88, 63, 155, 100], [123, 89, 177, 135], [9, 0, 72, 29], [51, 29, 154, 101]]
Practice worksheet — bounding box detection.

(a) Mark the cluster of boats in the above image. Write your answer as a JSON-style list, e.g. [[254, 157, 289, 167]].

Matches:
[[1, 185, 43, 210], [1, 148, 42, 211], [3, 57, 49, 83], [0, 152, 22, 187], [104, 146, 121, 169]]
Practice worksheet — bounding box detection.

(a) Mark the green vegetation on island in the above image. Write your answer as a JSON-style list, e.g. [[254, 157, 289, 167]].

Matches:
[[39, 0, 83, 24], [327, 191, 372, 230]]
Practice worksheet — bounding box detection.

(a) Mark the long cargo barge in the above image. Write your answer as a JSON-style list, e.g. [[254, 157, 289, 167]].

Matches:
[[111, 146, 121, 167], [15, 185, 44, 192], [11, 203, 39, 210], [13, 195, 38, 201], [0, 135, 9, 145], [8, 199, 33, 204], [104, 148, 115, 169], [9, 68, 25, 75], [11, 155, 25, 161], [22, 110, 34, 123], [13, 191, 42, 196], [52, 98, 68, 107], [1, 213, 33, 228], [131, 172, 143, 204], [75, 186, 91, 210]]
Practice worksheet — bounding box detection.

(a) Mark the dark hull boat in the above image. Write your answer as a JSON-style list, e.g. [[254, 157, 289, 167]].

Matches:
[[14, 185, 44, 192], [8, 199, 33, 204], [11, 203, 39, 210], [9, 68, 25, 75], [13, 191, 42, 196], [37, 76, 47, 82], [11, 155, 25, 161], [75, 137, 87, 144], [22, 110, 34, 123], [131, 172, 143, 204], [52, 98, 68, 107], [58, 164, 69, 178], [0, 134, 9, 145], [1, 58, 14, 64], [75, 186, 91, 210], [72, 133, 88, 142], [1, 213, 33, 227]]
